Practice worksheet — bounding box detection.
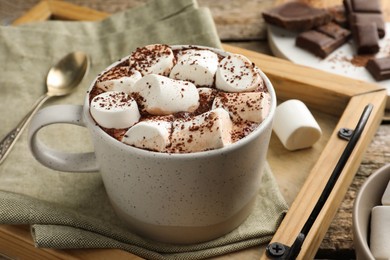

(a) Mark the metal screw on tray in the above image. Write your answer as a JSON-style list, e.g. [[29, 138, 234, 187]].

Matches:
[[338, 128, 354, 141], [267, 242, 286, 257], [0, 51, 89, 164]]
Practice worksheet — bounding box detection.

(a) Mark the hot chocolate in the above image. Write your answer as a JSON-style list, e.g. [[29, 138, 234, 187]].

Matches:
[[29, 45, 276, 244], [89, 44, 271, 153]]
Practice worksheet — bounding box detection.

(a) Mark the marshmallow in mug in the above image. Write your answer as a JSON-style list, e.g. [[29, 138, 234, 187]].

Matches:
[[96, 66, 142, 94], [273, 99, 322, 151], [212, 92, 271, 123], [170, 108, 233, 153], [133, 74, 199, 115], [90, 91, 140, 129], [369, 180, 390, 259], [170, 49, 219, 87], [122, 119, 172, 152], [122, 108, 233, 153], [216, 54, 263, 92], [90, 44, 271, 153], [129, 44, 175, 76], [370, 206, 390, 259]]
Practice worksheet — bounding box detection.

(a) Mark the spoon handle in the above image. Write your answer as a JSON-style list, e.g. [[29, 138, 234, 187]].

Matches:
[[0, 94, 51, 165]]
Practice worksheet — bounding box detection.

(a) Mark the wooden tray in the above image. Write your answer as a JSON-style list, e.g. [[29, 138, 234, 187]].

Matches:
[[1, 1, 387, 259]]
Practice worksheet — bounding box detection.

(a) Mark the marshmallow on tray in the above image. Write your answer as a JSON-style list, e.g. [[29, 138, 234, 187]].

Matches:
[[129, 44, 175, 76], [122, 120, 172, 152], [273, 99, 322, 151], [90, 91, 140, 129], [216, 54, 263, 92], [133, 74, 199, 115], [370, 206, 390, 259], [212, 92, 271, 123], [170, 108, 233, 153], [169, 49, 219, 87], [96, 68, 142, 94]]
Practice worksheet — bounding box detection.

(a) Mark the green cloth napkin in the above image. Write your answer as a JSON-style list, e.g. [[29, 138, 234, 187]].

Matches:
[[0, 164, 286, 259], [0, 0, 288, 259]]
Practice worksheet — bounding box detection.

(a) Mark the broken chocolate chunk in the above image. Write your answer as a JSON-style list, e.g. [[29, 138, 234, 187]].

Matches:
[[344, 0, 386, 41], [295, 22, 351, 58], [262, 2, 332, 31], [352, 23, 380, 54], [327, 5, 348, 27], [366, 57, 390, 81], [316, 22, 351, 40], [350, 13, 385, 38], [352, 0, 382, 13], [296, 31, 338, 58]]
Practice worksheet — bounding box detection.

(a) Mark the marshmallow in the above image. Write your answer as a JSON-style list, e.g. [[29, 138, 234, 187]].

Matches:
[[382, 180, 390, 205], [133, 74, 199, 115], [96, 69, 142, 94], [170, 108, 233, 153], [129, 44, 175, 76], [216, 54, 263, 92], [122, 120, 172, 152], [212, 92, 271, 123], [90, 91, 140, 129], [273, 99, 322, 151], [198, 87, 215, 96], [370, 206, 390, 259], [169, 49, 219, 86]]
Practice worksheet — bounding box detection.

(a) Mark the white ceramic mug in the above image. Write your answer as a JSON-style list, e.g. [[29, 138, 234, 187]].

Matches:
[[28, 46, 276, 244]]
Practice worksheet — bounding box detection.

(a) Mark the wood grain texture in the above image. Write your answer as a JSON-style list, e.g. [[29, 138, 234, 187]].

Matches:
[[318, 124, 390, 258], [261, 90, 386, 260], [0, 225, 143, 260], [1, 0, 275, 40]]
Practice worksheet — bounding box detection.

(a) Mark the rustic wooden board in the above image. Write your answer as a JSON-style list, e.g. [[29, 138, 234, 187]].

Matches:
[[1, 1, 387, 259], [4, 0, 390, 40], [11, 0, 108, 24]]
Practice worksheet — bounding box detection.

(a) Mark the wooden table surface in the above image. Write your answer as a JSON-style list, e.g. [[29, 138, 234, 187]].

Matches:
[[0, 0, 389, 259]]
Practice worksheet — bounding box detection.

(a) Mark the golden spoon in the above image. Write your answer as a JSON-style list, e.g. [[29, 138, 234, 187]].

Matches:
[[0, 51, 89, 164]]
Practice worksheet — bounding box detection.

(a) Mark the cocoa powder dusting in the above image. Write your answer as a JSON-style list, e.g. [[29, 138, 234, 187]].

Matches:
[[89, 46, 269, 153], [350, 54, 374, 67]]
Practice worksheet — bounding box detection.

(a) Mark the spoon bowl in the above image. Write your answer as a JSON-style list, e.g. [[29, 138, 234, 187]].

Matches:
[[0, 51, 89, 164], [47, 51, 89, 96]]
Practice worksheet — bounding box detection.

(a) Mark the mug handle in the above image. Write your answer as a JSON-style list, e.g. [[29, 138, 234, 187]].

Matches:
[[28, 104, 98, 172]]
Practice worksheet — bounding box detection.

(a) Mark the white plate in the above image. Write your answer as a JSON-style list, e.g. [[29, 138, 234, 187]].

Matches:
[[267, 24, 390, 108]]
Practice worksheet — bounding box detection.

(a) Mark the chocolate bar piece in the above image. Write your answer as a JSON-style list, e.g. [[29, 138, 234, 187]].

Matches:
[[344, 0, 386, 40], [296, 31, 334, 58], [352, 0, 382, 13], [366, 57, 390, 81], [327, 5, 348, 27], [296, 32, 346, 58], [350, 13, 385, 38], [295, 22, 351, 58], [352, 23, 380, 54], [262, 2, 332, 31], [316, 22, 351, 40]]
